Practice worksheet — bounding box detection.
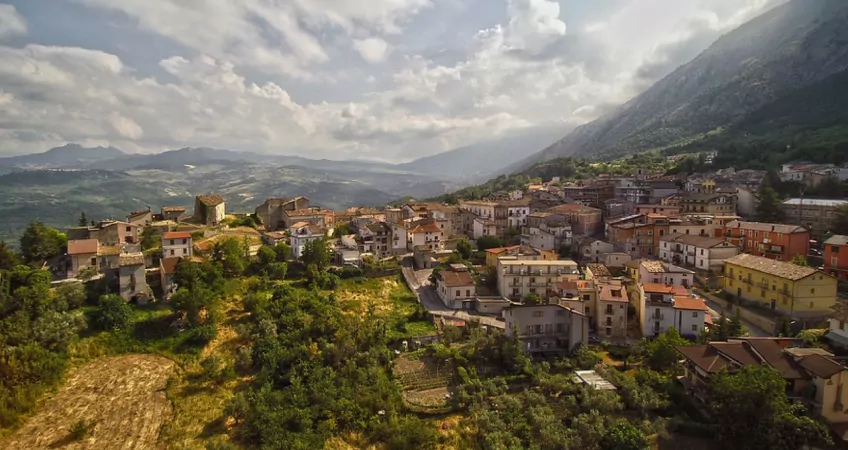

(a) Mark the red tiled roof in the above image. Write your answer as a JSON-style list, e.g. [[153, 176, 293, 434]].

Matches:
[[68, 239, 98, 255], [798, 354, 844, 379], [163, 231, 192, 240], [438, 270, 474, 287], [672, 297, 708, 311], [409, 222, 441, 234], [485, 245, 520, 255], [642, 283, 675, 294], [161, 256, 181, 274], [197, 194, 224, 206], [598, 283, 627, 302], [127, 209, 151, 219], [676, 345, 733, 373]]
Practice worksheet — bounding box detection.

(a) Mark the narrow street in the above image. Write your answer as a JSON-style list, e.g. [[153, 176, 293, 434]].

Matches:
[[401, 257, 505, 329], [702, 297, 770, 337]]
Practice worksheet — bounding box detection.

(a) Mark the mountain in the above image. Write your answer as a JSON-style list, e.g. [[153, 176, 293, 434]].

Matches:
[[396, 126, 570, 181], [0, 144, 126, 167], [526, 0, 848, 165]]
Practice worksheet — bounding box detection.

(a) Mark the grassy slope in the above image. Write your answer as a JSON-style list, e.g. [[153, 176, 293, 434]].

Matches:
[[58, 274, 433, 449]]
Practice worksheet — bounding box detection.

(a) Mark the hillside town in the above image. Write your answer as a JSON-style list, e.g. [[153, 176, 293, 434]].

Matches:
[[5, 155, 848, 448]]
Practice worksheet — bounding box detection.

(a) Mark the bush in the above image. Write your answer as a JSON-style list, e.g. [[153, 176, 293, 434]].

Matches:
[[68, 419, 95, 441], [186, 324, 218, 345], [235, 346, 254, 374], [93, 294, 133, 331], [199, 355, 222, 381]]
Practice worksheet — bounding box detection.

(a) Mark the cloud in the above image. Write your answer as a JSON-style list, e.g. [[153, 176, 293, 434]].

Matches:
[[353, 38, 390, 63], [0, 4, 27, 39], [0, 0, 782, 161]]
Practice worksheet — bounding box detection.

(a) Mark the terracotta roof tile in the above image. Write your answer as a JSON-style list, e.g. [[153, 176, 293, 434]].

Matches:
[[438, 270, 474, 287], [798, 354, 844, 379], [643, 283, 675, 294], [161, 257, 181, 274], [672, 297, 708, 311], [67, 239, 98, 255], [724, 253, 819, 281], [197, 194, 224, 206], [164, 231, 192, 240]]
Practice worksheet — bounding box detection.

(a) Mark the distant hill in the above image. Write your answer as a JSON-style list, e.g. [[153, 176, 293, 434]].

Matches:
[[396, 127, 569, 182], [523, 0, 848, 165], [0, 144, 126, 167]]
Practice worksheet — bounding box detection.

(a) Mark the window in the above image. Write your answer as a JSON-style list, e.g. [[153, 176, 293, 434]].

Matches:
[[585, 306, 590, 314], [532, 311, 544, 317], [170, 239, 175, 245], [700, 249, 704, 255], [183, 249, 187, 255], [810, 301, 814, 308], [692, 312, 698, 318], [760, 290, 765, 297], [466, 289, 470, 297], [90, 257, 96, 265], [182, 239, 187, 244], [811, 288, 815, 294], [455, 290, 460, 297], [605, 328, 611, 336], [526, 325, 532, 335], [170, 249, 175, 256], [583, 294, 590, 301], [606, 305, 613, 314], [126, 226, 132, 232], [692, 324, 698, 332]]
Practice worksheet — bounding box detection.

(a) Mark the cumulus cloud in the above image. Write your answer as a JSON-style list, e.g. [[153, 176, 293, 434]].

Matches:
[[0, 0, 782, 160], [353, 38, 390, 63], [0, 4, 27, 39]]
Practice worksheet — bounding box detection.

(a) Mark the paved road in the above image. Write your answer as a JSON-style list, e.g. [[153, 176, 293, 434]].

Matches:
[[702, 297, 770, 337], [401, 257, 505, 329]]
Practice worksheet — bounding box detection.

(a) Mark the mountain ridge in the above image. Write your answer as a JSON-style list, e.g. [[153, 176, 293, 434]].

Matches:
[[523, 0, 848, 165]]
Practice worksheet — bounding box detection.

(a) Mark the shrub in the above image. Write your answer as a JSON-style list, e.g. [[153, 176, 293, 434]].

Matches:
[[199, 355, 222, 381], [186, 324, 218, 345], [235, 346, 254, 374], [93, 294, 133, 331], [68, 419, 95, 441]]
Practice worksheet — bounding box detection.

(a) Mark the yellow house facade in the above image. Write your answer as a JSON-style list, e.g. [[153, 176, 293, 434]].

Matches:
[[723, 253, 837, 316], [484, 245, 557, 268]]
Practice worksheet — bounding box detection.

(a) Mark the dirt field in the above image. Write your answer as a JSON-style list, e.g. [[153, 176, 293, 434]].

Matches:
[[2, 354, 175, 450]]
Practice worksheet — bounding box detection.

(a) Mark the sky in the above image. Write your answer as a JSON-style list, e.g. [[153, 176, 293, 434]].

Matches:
[[0, 0, 782, 162]]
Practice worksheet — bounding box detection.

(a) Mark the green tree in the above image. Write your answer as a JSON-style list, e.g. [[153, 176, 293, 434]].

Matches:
[[558, 244, 572, 258], [256, 245, 277, 266], [0, 242, 21, 270], [273, 242, 291, 262], [727, 308, 744, 338], [755, 181, 786, 223], [77, 212, 88, 227], [601, 422, 650, 450], [830, 204, 848, 235], [456, 239, 472, 259], [300, 237, 331, 269], [266, 262, 288, 281], [710, 310, 729, 341], [710, 365, 832, 450], [212, 237, 247, 277], [790, 254, 808, 266], [171, 286, 220, 328], [333, 222, 352, 237], [93, 294, 133, 331], [19, 221, 67, 264], [476, 235, 503, 250], [524, 292, 542, 306], [644, 328, 688, 372], [140, 227, 162, 251]]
